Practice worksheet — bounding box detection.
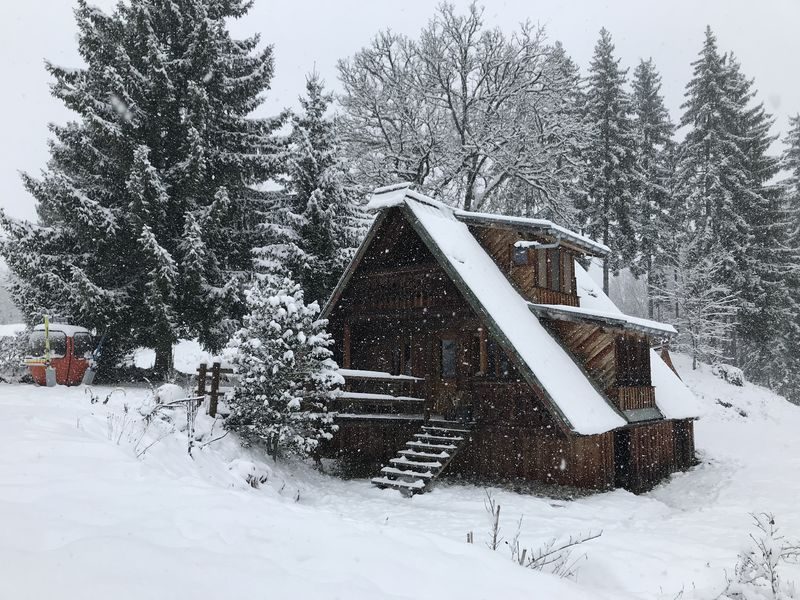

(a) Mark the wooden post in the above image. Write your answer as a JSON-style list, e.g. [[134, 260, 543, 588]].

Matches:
[[343, 322, 351, 369], [208, 362, 221, 417], [196, 363, 207, 407], [479, 327, 489, 375]]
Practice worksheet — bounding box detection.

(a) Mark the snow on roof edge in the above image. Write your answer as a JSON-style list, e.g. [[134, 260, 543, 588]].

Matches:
[[365, 185, 609, 256]]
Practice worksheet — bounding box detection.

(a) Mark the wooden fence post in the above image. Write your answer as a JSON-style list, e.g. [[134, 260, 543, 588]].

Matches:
[[196, 363, 207, 408], [208, 362, 222, 417]]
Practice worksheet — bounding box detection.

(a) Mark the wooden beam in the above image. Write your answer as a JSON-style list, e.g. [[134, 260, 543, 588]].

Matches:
[[343, 321, 351, 369]]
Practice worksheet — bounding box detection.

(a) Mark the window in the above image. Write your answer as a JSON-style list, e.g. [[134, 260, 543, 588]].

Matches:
[[28, 331, 67, 359], [536, 249, 548, 288], [547, 249, 560, 292], [440, 339, 457, 379], [512, 245, 529, 266], [73, 332, 94, 358], [403, 342, 412, 376], [616, 335, 651, 387]]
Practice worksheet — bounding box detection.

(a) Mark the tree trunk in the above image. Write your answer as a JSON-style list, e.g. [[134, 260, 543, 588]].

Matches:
[[153, 340, 173, 379]]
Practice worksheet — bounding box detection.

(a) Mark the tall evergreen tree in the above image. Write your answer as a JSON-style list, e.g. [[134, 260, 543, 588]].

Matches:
[[630, 58, 676, 318], [676, 28, 797, 385], [256, 74, 366, 305], [0, 0, 285, 373], [778, 115, 800, 401], [578, 28, 639, 294]]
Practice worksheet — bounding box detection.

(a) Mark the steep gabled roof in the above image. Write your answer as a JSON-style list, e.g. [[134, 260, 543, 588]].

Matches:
[[367, 183, 610, 257], [324, 185, 700, 434]]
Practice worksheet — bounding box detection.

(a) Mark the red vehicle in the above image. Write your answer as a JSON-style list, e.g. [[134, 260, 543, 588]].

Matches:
[[26, 324, 94, 386]]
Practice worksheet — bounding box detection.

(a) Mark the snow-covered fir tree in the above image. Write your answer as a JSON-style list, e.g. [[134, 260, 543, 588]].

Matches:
[[779, 115, 800, 402], [225, 277, 341, 460], [630, 58, 676, 318], [675, 28, 798, 384], [577, 28, 639, 294], [0, 0, 285, 373], [256, 74, 366, 305]]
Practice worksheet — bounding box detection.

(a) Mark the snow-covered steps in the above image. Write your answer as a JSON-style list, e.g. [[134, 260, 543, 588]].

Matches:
[[369, 476, 426, 495], [372, 421, 475, 495], [406, 440, 459, 451], [380, 466, 435, 479], [389, 457, 443, 469], [397, 449, 451, 460], [413, 433, 465, 443]]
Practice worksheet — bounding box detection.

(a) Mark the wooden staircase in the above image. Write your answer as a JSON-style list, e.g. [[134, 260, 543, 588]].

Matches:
[[371, 419, 474, 495]]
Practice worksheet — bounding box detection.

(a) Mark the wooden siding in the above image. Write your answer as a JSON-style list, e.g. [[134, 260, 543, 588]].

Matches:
[[551, 321, 616, 391], [471, 225, 579, 306], [452, 427, 615, 490], [616, 419, 695, 493], [325, 420, 421, 476], [612, 386, 656, 411]]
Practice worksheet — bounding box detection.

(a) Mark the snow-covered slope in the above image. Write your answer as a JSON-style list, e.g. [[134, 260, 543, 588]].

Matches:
[[1, 354, 799, 599]]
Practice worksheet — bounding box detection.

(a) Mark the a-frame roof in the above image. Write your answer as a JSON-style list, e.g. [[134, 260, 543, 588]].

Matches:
[[323, 185, 700, 435]]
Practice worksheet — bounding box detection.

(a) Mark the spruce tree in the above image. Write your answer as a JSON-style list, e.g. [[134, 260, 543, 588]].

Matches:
[[778, 115, 800, 401], [630, 58, 676, 318], [256, 74, 366, 304], [676, 28, 797, 385], [225, 276, 341, 459], [578, 29, 639, 294], [0, 0, 285, 373]]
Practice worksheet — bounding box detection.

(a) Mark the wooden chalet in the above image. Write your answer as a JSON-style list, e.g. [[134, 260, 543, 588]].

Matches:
[[322, 183, 700, 495]]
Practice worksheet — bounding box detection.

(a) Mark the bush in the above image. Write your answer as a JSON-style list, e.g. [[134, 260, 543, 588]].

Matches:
[[0, 331, 30, 383], [713, 363, 746, 387], [225, 277, 341, 460]]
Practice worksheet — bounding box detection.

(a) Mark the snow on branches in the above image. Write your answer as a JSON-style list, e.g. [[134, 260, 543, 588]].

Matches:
[[225, 277, 341, 460]]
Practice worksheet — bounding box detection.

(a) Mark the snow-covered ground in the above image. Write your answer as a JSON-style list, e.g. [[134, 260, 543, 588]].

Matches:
[[0, 353, 798, 599]]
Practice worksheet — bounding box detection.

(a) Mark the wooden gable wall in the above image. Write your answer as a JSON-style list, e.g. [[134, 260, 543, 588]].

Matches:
[[470, 225, 579, 306]]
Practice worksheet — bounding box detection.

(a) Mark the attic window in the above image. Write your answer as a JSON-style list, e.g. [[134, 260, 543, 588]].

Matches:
[[512, 246, 528, 266]]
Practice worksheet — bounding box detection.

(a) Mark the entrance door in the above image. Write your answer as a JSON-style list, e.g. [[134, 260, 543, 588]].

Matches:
[[426, 335, 469, 420], [614, 429, 632, 489]]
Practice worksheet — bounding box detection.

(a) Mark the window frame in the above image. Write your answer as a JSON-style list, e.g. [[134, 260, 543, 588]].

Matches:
[[440, 338, 458, 379]]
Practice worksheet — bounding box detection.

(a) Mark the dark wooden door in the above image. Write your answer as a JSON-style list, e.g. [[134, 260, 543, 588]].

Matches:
[[614, 429, 632, 489]]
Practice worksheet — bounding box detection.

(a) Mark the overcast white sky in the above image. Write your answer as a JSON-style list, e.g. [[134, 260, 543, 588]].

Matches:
[[1, 0, 799, 222]]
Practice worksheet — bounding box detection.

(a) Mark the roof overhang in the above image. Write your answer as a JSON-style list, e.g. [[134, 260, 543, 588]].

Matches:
[[454, 212, 610, 257], [528, 303, 677, 339]]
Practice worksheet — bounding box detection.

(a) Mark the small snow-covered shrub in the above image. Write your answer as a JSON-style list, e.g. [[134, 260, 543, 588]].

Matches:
[[720, 513, 799, 600], [153, 383, 187, 405], [0, 331, 29, 383], [225, 277, 342, 460], [713, 363, 746, 387], [228, 459, 271, 488]]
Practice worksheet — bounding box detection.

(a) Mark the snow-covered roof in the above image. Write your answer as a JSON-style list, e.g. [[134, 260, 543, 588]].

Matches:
[[573, 263, 701, 420], [366, 183, 610, 257], [402, 194, 625, 435], [33, 323, 91, 337], [528, 303, 677, 337]]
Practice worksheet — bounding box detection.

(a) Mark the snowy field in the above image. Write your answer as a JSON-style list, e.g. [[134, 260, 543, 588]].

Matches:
[[0, 353, 798, 599]]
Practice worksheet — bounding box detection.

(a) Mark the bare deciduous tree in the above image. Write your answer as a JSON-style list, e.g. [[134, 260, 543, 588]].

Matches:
[[338, 2, 586, 221]]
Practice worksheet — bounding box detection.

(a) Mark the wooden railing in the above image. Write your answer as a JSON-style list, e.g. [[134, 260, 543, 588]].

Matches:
[[610, 386, 656, 411], [332, 369, 428, 420], [529, 286, 579, 307]]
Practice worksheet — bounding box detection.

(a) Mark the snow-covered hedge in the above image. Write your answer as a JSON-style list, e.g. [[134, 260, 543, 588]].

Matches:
[[712, 363, 746, 387], [0, 330, 29, 383]]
